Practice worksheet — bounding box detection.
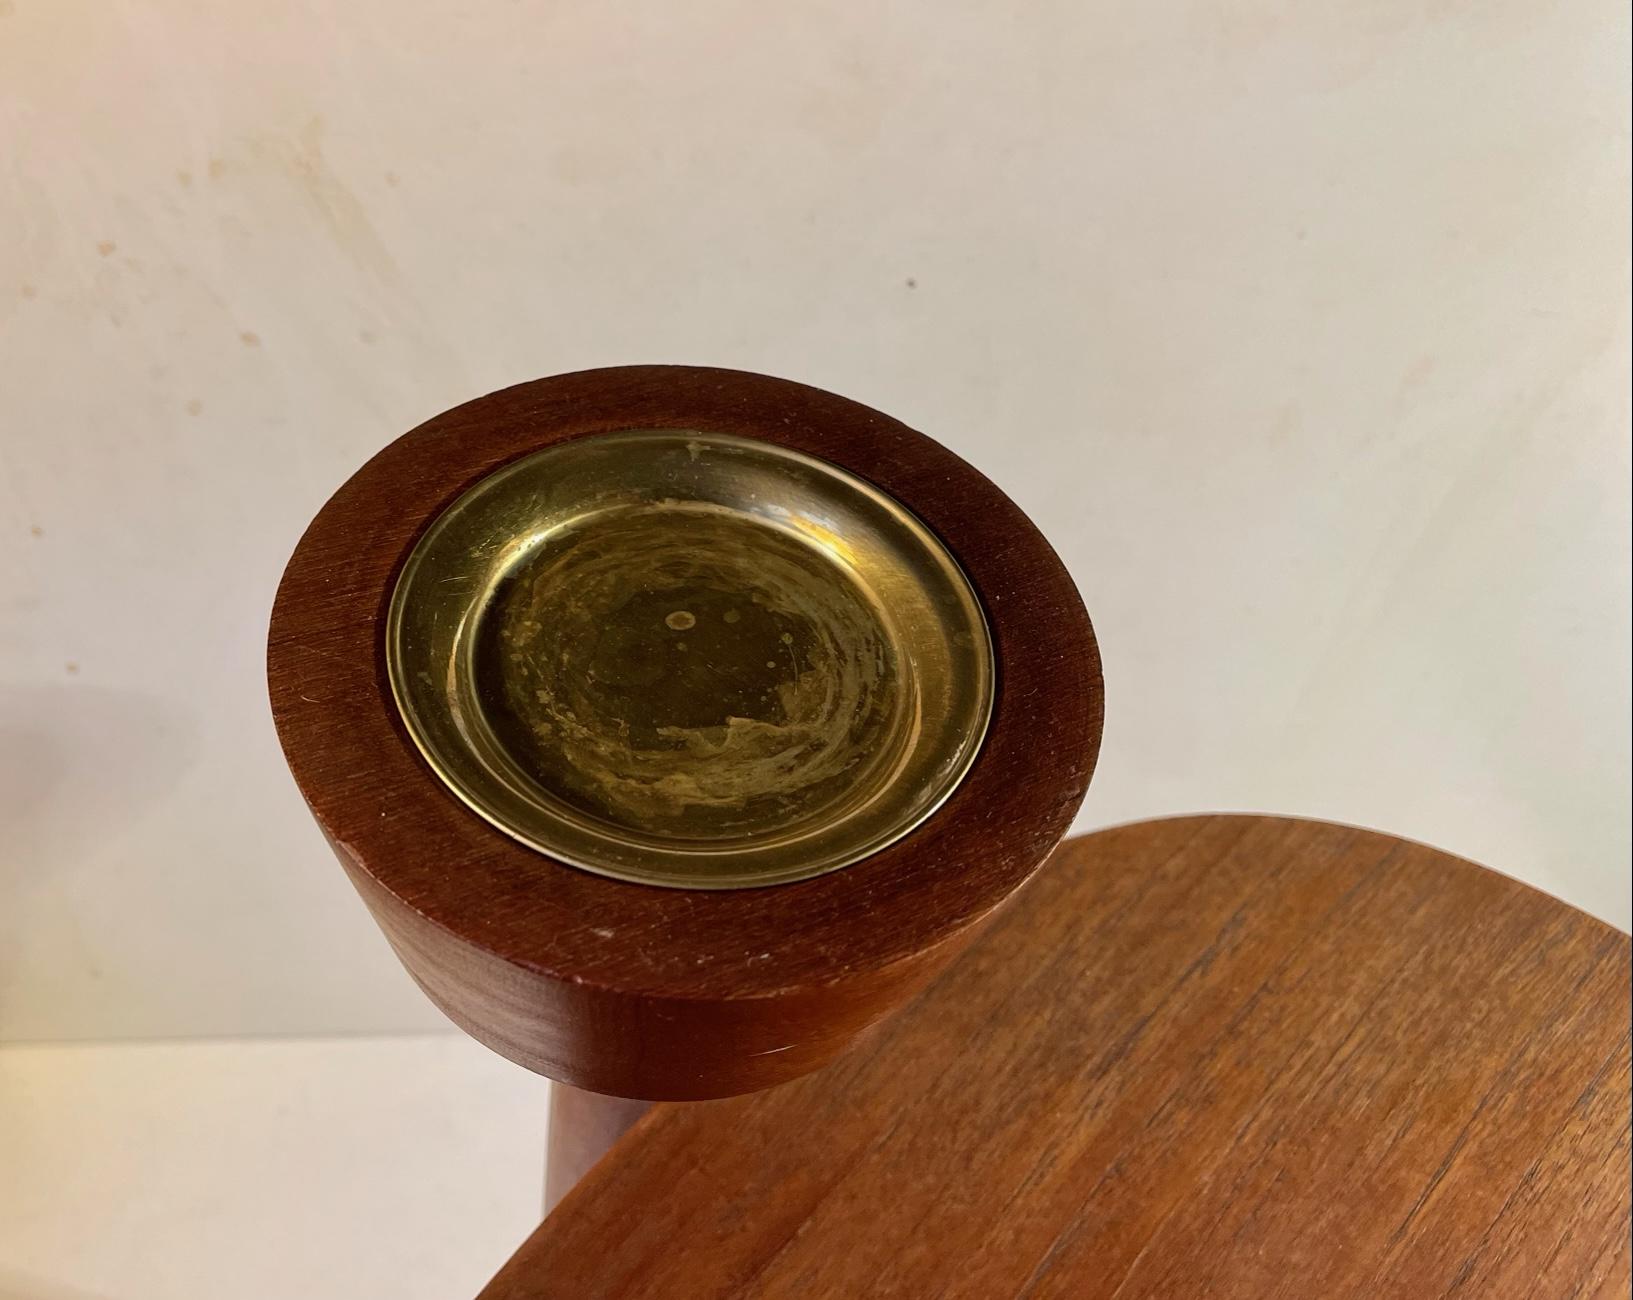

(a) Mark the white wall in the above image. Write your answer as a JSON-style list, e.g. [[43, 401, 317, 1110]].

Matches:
[[3, 0, 1628, 1045], [0, 1035, 546, 1300]]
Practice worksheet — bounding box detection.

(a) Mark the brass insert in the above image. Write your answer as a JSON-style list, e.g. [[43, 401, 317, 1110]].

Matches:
[[385, 430, 992, 888]]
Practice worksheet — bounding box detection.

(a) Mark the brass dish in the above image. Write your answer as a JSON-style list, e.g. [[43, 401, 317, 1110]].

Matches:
[[385, 429, 993, 889]]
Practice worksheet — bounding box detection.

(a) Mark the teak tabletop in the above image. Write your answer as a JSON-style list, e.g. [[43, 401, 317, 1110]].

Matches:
[[481, 815, 1631, 1299]]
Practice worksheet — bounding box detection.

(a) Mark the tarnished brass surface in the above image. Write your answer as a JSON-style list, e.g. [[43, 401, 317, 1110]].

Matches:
[[386, 430, 992, 888]]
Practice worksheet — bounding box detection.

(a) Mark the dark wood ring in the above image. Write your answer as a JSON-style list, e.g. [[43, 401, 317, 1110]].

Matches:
[[268, 365, 1102, 1100]]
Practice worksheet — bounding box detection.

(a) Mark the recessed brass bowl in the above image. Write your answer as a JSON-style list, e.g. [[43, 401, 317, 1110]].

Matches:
[[385, 429, 993, 889]]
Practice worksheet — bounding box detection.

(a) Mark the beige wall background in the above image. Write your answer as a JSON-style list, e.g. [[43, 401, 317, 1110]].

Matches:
[[3, 0, 1628, 1046]]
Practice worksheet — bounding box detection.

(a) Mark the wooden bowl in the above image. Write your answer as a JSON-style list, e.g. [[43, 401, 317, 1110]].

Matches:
[[268, 366, 1102, 1100]]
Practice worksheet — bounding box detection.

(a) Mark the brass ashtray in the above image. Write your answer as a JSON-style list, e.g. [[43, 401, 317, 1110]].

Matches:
[[386, 429, 993, 888]]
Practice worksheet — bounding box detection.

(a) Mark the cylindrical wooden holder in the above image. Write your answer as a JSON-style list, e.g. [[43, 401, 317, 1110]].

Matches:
[[268, 366, 1101, 1127]]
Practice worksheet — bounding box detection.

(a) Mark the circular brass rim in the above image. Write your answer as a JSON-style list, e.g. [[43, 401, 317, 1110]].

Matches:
[[385, 428, 993, 889]]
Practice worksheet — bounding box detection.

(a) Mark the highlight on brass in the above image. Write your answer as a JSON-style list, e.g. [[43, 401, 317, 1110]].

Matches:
[[385, 429, 993, 888]]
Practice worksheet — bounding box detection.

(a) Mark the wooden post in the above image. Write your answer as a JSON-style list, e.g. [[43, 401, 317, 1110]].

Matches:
[[544, 1087, 650, 1214]]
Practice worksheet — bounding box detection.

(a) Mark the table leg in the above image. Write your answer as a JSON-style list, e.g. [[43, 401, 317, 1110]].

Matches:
[[544, 1085, 651, 1214]]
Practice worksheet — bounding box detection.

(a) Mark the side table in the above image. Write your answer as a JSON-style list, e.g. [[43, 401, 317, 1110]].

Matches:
[[485, 815, 1630, 1298]]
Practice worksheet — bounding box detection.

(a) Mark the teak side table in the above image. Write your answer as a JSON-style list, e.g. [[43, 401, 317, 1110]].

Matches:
[[269, 368, 1629, 1297]]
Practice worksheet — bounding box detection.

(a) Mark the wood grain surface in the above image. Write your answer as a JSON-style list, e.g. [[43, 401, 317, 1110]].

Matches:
[[268, 366, 1101, 1099], [481, 815, 1632, 1299]]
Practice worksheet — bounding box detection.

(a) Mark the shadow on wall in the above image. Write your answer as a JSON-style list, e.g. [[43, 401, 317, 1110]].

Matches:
[[0, 1269, 117, 1300], [0, 684, 198, 1025]]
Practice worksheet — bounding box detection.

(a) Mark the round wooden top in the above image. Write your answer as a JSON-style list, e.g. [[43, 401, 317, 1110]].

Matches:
[[268, 366, 1101, 1098], [483, 815, 1632, 1298]]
